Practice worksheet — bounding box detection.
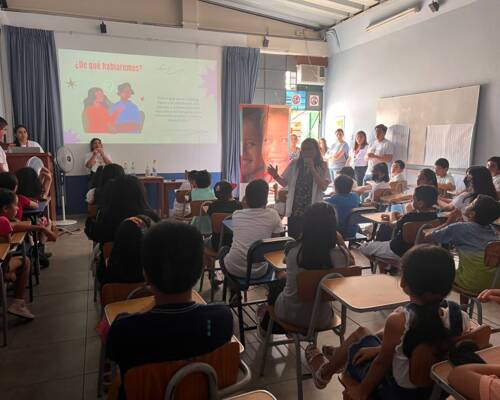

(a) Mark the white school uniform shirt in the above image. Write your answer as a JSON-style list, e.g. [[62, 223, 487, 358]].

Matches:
[[20, 140, 43, 152], [0, 147, 7, 171], [492, 174, 500, 192], [350, 146, 368, 168], [282, 159, 331, 217], [366, 138, 394, 171], [84, 151, 112, 173], [451, 191, 474, 219], [390, 172, 406, 183], [223, 208, 283, 279], [437, 172, 455, 189]]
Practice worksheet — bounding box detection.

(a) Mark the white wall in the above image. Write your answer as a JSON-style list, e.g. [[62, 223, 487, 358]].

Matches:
[[324, 0, 499, 167]]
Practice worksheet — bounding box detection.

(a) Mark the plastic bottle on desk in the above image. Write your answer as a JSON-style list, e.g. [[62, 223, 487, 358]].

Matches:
[[123, 162, 129, 175], [152, 160, 157, 177], [145, 163, 151, 177], [130, 162, 136, 176]]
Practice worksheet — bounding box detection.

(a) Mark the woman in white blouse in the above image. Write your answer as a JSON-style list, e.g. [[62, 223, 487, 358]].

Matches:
[[85, 138, 112, 174], [14, 125, 44, 151], [346, 130, 369, 186]]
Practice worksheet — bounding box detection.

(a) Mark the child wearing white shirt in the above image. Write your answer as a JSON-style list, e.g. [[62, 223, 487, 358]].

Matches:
[[435, 158, 456, 192], [222, 179, 283, 279]]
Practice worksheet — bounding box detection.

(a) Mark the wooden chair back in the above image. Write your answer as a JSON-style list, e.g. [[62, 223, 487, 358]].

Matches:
[[484, 241, 500, 268], [211, 213, 231, 235], [373, 188, 392, 202], [88, 205, 98, 218], [124, 341, 240, 400], [390, 181, 406, 194], [190, 200, 206, 217], [409, 324, 491, 388], [277, 189, 288, 203], [297, 266, 362, 304], [100, 282, 146, 308], [402, 219, 440, 244]]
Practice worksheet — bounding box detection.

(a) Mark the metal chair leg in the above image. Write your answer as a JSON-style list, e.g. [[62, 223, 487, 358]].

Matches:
[[1, 278, 7, 347], [222, 278, 227, 302], [237, 293, 245, 347], [472, 298, 483, 324], [294, 335, 303, 400], [97, 343, 106, 397], [259, 317, 274, 376]]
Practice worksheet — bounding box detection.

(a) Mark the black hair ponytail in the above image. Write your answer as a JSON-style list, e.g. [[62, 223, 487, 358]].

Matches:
[[400, 245, 456, 359]]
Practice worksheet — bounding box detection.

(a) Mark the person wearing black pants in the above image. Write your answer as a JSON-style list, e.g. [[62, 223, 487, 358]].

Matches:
[[267, 138, 330, 239]]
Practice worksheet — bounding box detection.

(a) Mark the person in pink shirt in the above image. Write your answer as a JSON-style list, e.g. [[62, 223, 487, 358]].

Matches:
[[448, 288, 500, 400]]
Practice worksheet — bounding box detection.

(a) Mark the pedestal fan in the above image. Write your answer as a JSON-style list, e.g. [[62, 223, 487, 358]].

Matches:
[[55, 146, 78, 231]]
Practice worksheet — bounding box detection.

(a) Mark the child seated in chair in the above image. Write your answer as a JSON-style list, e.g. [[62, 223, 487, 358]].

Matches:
[[190, 170, 216, 235], [262, 202, 354, 331], [355, 162, 391, 205], [107, 221, 233, 399], [448, 288, 500, 400], [360, 185, 438, 262], [390, 160, 406, 184], [326, 175, 360, 239], [428, 195, 500, 295], [0, 189, 56, 319], [206, 180, 242, 251], [305, 244, 471, 399], [173, 169, 197, 217], [221, 179, 283, 279], [0, 172, 38, 220]]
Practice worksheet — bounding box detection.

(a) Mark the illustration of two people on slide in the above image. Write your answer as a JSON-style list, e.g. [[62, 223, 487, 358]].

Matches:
[[83, 82, 144, 133]]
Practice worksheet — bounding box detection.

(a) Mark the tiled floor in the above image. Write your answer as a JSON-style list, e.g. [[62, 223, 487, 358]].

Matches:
[[1, 222, 499, 399]]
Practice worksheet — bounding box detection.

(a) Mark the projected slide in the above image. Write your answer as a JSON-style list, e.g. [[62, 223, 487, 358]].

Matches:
[[58, 49, 217, 144]]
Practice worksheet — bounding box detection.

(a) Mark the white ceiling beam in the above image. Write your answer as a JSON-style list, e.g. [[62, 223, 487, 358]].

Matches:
[[300, 0, 364, 14], [202, 0, 326, 28], [349, 0, 379, 6], [280, 0, 350, 18]]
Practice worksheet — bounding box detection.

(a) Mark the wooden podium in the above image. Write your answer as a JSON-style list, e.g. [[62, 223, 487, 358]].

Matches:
[[6, 152, 57, 222]]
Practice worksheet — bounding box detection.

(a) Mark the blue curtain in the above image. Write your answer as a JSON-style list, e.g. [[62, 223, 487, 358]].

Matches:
[[4, 26, 64, 156], [221, 47, 260, 184]]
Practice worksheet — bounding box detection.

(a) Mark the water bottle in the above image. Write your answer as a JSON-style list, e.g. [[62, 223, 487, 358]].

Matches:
[[152, 160, 157, 177], [123, 162, 129, 175], [131, 162, 136, 176], [145, 163, 151, 177]]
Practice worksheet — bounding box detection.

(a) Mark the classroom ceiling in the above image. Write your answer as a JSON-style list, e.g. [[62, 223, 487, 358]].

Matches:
[[201, 0, 382, 30]]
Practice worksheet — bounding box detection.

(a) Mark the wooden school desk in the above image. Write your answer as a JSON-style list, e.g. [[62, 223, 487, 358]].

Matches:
[[104, 290, 244, 353], [361, 211, 400, 225], [0, 243, 10, 262], [264, 250, 286, 271], [379, 193, 413, 205], [430, 345, 500, 400], [321, 275, 409, 336]]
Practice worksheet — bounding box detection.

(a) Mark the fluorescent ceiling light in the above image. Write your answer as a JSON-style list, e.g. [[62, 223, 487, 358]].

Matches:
[[366, 6, 420, 32]]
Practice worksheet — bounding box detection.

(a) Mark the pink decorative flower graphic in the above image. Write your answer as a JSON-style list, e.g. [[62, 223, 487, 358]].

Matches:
[[63, 129, 79, 144], [200, 66, 216, 98]]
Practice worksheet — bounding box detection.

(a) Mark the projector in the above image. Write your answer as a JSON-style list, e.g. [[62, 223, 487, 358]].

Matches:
[[429, 1, 440, 12]]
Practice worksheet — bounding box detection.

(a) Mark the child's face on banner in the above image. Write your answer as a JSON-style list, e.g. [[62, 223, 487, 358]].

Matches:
[[241, 118, 264, 180], [262, 109, 290, 174]]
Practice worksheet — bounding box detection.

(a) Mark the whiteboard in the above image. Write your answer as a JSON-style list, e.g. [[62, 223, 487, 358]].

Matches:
[[424, 124, 474, 168], [376, 86, 480, 166]]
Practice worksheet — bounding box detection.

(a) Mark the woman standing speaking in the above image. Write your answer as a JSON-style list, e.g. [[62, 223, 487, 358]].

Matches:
[[267, 138, 330, 238]]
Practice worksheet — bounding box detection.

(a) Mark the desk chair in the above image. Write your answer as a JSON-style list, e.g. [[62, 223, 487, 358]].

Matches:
[[124, 341, 250, 400], [259, 267, 362, 400], [372, 188, 392, 210], [453, 240, 500, 325], [368, 219, 440, 274], [93, 241, 113, 304], [97, 281, 148, 397], [341, 207, 377, 245], [226, 390, 277, 400], [220, 237, 293, 347], [201, 213, 232, 302], [0, 258, 8, 346], [389, 181, 407, 194]]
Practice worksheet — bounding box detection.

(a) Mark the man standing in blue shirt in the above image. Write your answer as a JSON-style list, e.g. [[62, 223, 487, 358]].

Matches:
[[110, 82, 142, 133]]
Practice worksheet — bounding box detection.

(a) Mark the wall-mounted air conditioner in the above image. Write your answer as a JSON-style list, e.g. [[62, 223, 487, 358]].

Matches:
[[296, 64, 326, 86]]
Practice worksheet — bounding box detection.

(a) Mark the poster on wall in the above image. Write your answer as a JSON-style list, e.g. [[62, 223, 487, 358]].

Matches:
[[286, 91, 306, 110], [240, 104, 291, 183]]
